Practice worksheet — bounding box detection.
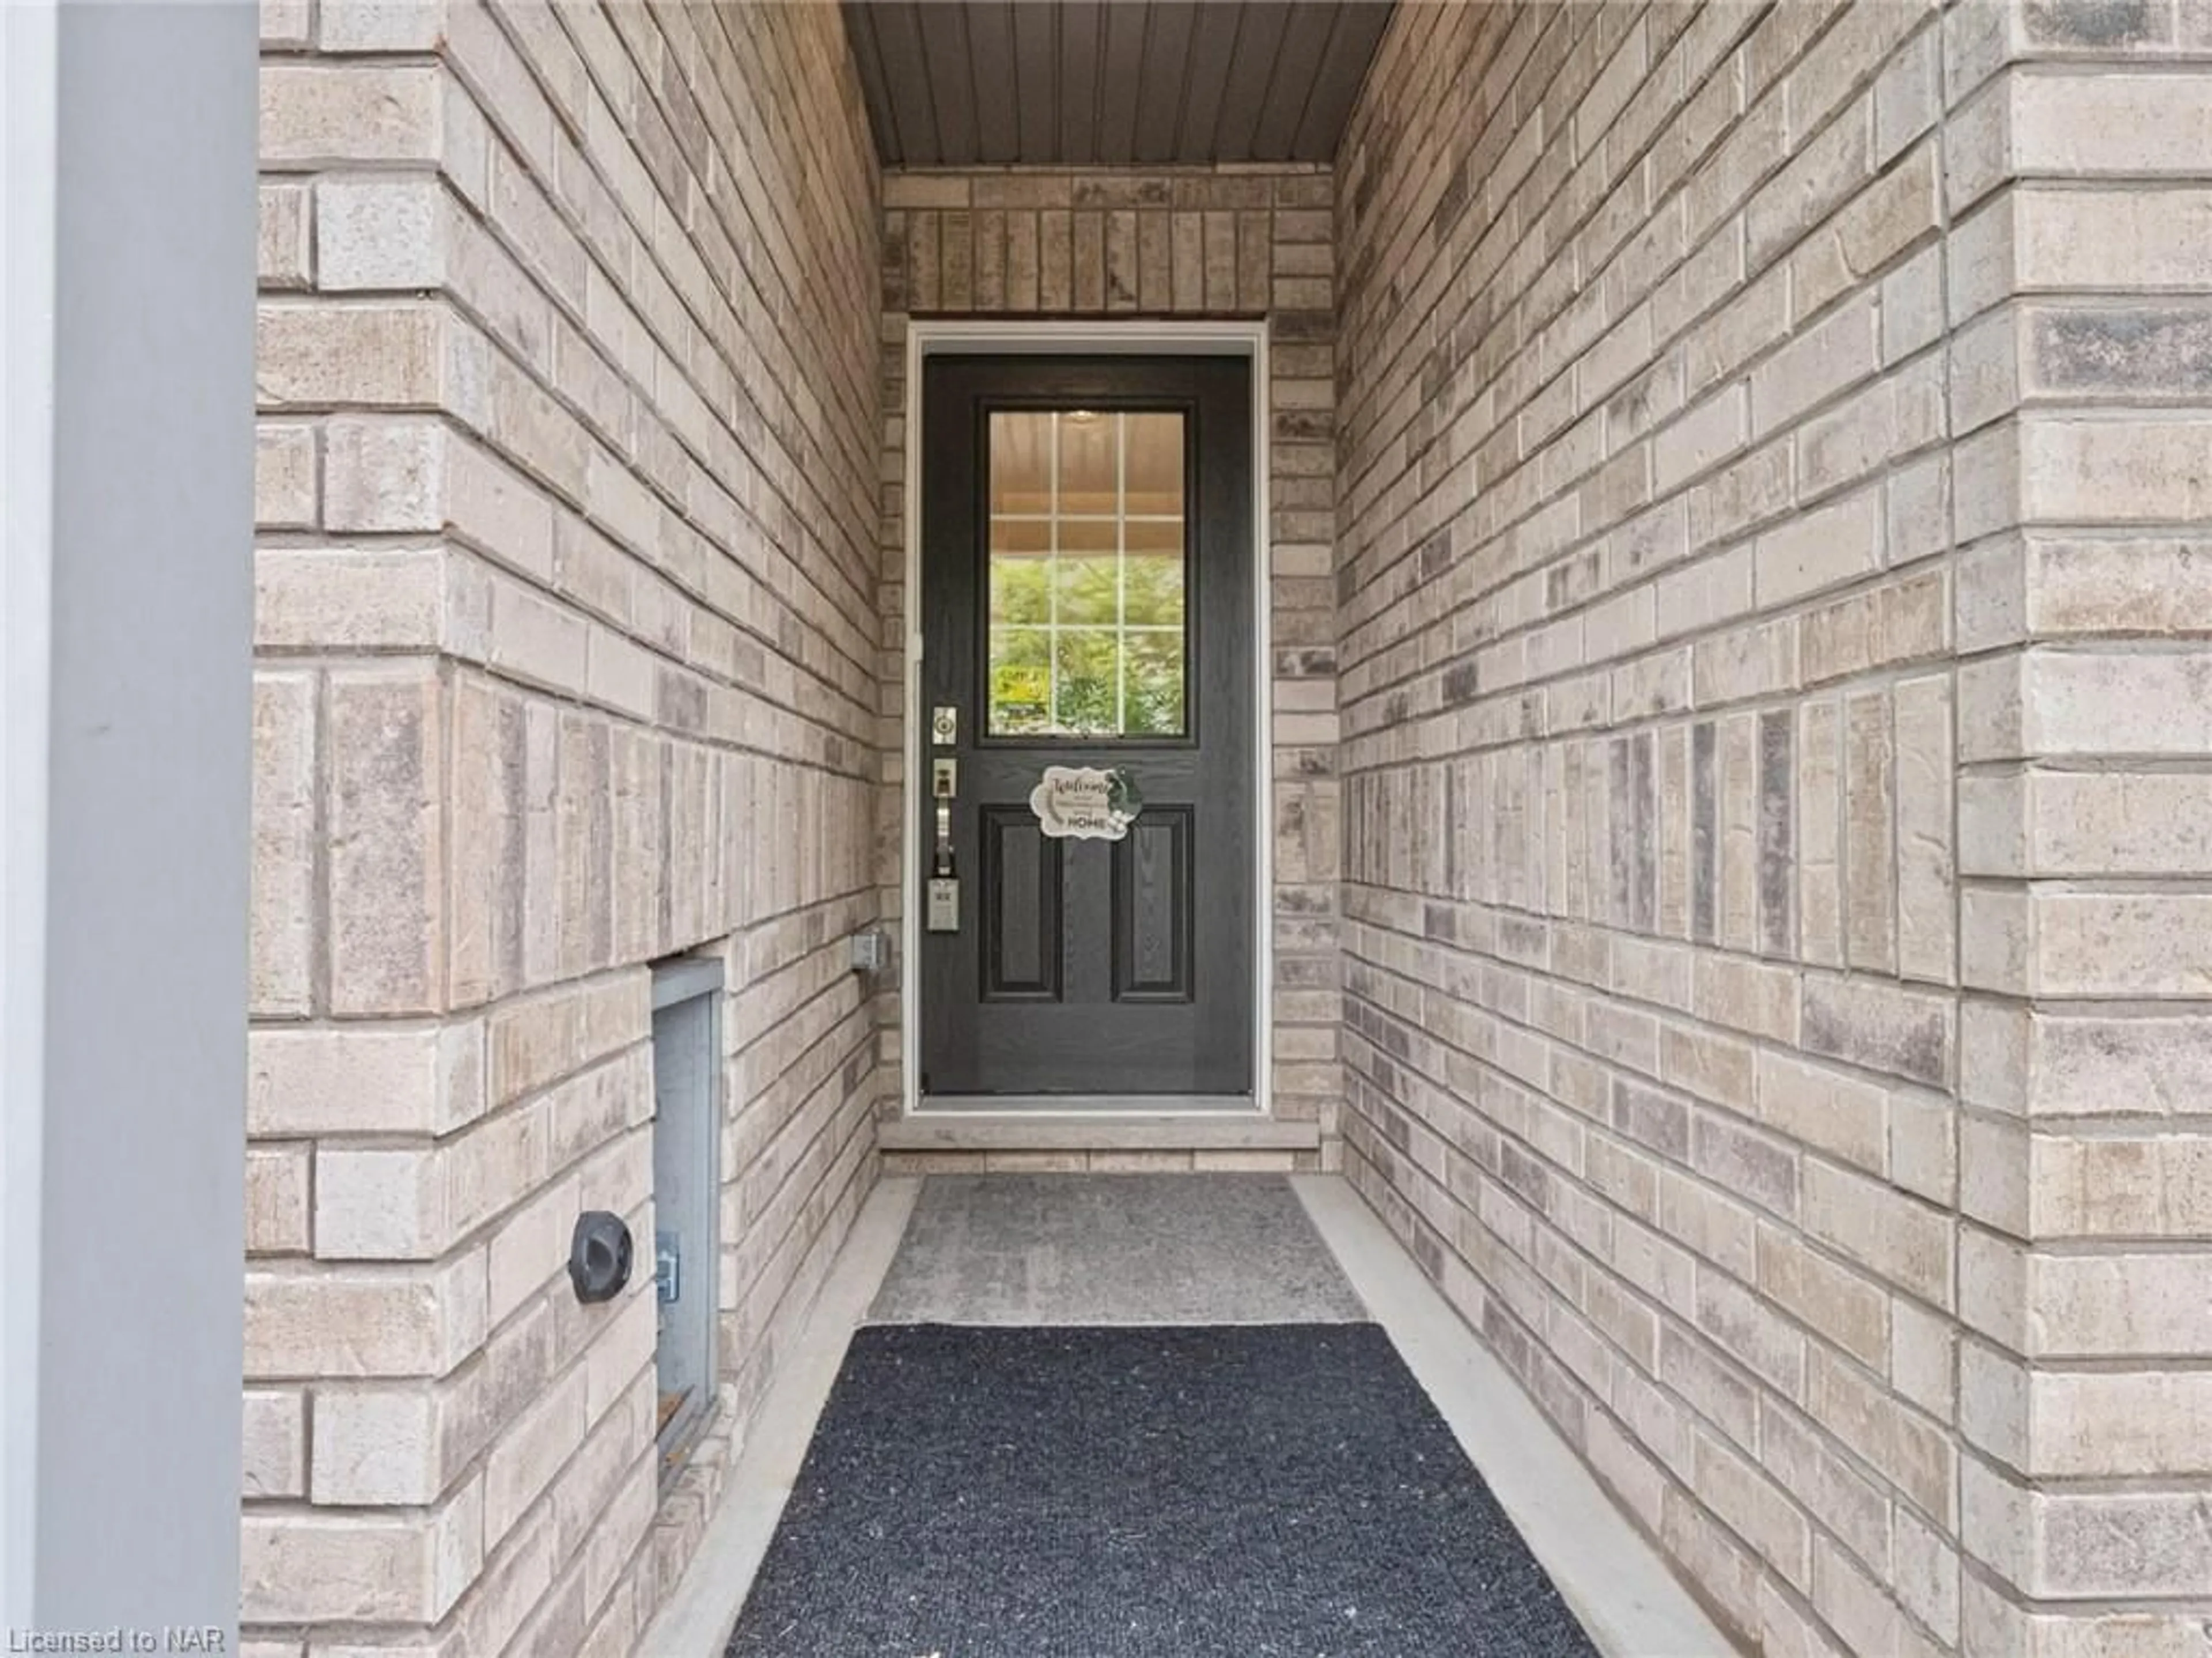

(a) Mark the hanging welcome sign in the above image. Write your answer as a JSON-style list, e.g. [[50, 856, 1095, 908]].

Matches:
[[1029, 765, 1143, 841]]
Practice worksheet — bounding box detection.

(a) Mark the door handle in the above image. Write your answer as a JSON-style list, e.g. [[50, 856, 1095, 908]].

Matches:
[[931, 761, 957, 873], [927, 758, 960, 932]]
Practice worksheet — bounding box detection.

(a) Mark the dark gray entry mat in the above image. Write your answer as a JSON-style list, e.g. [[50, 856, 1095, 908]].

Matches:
[[722, 1323, 1599, 1658]]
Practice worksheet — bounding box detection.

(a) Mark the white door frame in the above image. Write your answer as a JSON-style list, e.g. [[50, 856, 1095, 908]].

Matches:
[[898, 319, 1274, 1118]]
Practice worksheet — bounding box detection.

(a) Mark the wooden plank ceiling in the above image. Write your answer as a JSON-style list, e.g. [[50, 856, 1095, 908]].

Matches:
[[840, 2, 1395, 167]]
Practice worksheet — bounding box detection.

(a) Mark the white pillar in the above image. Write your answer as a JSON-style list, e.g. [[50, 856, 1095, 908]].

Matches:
[[1, 0, 257, 1632]]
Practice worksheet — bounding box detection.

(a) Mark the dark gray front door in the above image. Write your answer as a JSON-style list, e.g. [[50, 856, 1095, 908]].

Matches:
[[918, 355, 1253, 1099]]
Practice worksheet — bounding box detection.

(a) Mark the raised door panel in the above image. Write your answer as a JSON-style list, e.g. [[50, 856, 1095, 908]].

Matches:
[[982, 806, 1062, 1001], [1113, 807, 1191, 1003]]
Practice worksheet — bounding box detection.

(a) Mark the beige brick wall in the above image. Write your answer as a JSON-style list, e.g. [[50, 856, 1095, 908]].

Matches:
[[1340, 1, 2212, 1650], [1944, 3, 2212, 1653], [1338, 3, 1968, 1652], [247, 1, 887, 1651], [876, 169, 1343, 1149], [241, 1, 2212, 1648]]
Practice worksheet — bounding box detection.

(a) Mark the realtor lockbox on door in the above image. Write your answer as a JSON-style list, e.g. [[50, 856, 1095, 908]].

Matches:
[[926, 877, 960, 932]]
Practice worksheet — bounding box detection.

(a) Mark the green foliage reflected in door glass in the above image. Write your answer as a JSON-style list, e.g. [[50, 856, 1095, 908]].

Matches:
[[1123, 550, 1184, 629], [988, 625, 1052, 733], [983, 408, 1190, 739], [989, 553, 1050, 626], [1052, 629, 1120, 733], [1052, 553, 1120, 627], [1123, 631, 1184, 735]]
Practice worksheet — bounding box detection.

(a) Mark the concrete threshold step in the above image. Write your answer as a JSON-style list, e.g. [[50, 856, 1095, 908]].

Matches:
[[877, 1111, 1321, 1154]]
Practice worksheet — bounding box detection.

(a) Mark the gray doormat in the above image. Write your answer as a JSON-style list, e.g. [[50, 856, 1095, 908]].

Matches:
[[868, 1175, 1368, 1326], [723, 1323, 1599, 1657]]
